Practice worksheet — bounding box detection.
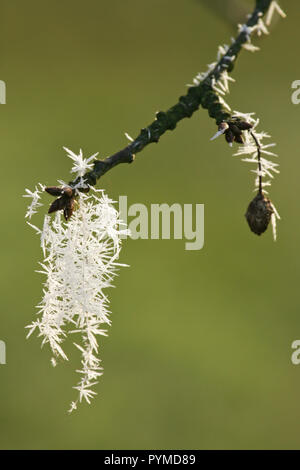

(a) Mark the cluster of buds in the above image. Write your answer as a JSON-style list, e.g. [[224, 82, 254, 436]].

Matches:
[[211, 119, 253, 146], [46, 186, 76, 221], [211, 119, 253, 145]]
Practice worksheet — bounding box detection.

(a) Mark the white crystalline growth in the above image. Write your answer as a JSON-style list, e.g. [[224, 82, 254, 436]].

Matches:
[[265, 1, 287, 26], [24, 149, 129, 411], [23, 184, 45, 219], [64, 147, 99, 177]]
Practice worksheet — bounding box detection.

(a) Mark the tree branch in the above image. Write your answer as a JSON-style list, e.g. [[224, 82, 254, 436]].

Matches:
[[64, 0, 273, 191]]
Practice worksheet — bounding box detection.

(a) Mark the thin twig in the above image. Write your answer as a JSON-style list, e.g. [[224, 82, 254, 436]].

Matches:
[[250, 131, 263, 194], [65, 0, 272, 191]]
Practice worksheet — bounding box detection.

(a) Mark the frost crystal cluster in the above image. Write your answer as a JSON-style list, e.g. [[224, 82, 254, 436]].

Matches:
[[24, 149, 128, 412]]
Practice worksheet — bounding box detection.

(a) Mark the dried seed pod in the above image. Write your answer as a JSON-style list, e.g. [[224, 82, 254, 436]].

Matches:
[[245, 193, 274, 236], [45, 186, 64, 197]]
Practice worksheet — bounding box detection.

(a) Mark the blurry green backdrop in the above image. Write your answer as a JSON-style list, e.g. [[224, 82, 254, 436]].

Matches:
[[0, 0, 299, 450]]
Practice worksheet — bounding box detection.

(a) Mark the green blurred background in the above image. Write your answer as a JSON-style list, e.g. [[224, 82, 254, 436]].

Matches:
[[0, 0, 299, 450]]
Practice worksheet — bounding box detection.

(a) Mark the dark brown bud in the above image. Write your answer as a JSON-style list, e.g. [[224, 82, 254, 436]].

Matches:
[[62, 186, 74, 198], [225, 129, 235, 144], [245, 193, 274, 236], [234, 133, 244, 144], [63, 197, 75, 221], [236, 121, 253, 131], [48, 196, 66, 214], [229, 124, 243, 137], [45, 186, 64, 197]]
